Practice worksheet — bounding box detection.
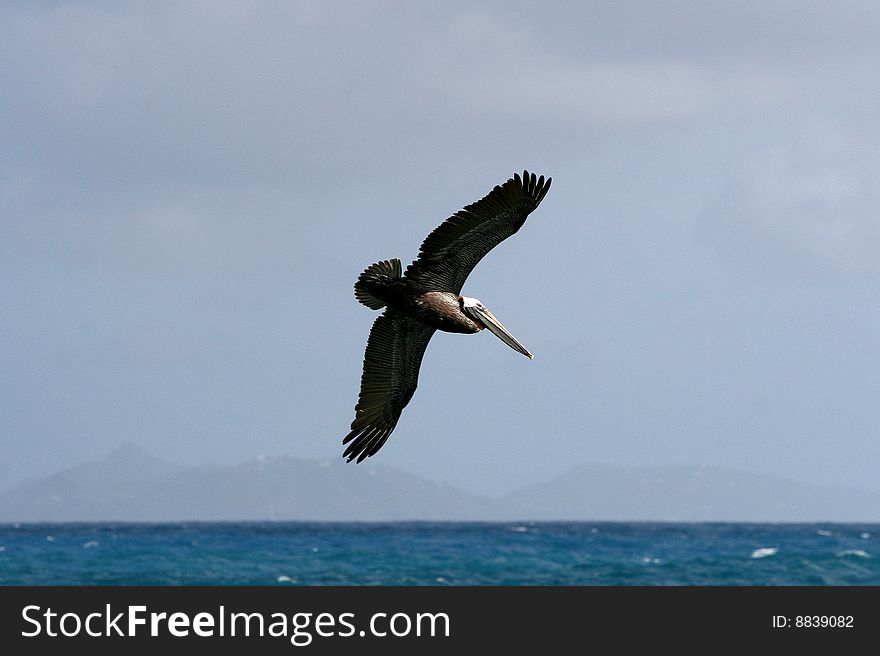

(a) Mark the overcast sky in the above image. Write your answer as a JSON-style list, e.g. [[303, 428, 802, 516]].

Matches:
[[2, 1, 879, 496]]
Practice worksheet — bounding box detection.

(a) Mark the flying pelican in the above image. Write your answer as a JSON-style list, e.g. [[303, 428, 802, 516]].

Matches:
[[342, 170, 552, 463]]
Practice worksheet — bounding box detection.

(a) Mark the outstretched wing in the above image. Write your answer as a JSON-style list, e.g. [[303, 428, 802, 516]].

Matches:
[[404, 170, 551, 294], [343, 309, 436, 463]]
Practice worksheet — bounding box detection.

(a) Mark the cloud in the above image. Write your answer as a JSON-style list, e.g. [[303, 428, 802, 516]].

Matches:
[[0, 1, 798, 198], [448, 59, 789, 125], [696, 120, 880, 278]]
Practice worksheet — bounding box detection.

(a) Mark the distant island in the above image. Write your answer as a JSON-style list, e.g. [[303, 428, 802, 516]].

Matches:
[[1, 444, 878, 522]]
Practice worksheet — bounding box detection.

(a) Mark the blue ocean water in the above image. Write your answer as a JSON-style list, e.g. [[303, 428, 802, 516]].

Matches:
[[0, 522, 877, 585]]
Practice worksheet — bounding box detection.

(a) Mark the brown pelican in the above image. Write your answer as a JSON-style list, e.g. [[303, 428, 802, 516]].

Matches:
[[342, 170, 552, 463]]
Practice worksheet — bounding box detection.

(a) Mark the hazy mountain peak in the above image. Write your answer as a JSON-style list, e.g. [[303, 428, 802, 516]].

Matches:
[[2, 448, 879, 522]]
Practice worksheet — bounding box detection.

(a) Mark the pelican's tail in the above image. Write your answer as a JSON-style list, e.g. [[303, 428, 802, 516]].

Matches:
[[354, 258, 401, 309]]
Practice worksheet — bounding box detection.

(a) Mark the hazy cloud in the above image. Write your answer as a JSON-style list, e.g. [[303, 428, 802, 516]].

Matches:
[[698, 120, 880, 278]]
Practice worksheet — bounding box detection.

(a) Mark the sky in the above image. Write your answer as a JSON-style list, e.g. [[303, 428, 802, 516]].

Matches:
[[2, 1, 879, 497]]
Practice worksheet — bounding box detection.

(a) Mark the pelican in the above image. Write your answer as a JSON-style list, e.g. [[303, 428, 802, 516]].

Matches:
[[342, 170, 552, 463]]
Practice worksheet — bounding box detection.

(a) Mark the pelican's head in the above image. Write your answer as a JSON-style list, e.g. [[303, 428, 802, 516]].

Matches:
[[460, 296, 534, 359]]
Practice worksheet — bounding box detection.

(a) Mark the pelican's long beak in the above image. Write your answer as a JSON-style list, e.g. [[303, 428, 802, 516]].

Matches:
[[464, 303, 534, 359]]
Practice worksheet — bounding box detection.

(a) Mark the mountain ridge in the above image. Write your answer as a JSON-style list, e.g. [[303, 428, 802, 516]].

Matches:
[[1, 445, 878, 522]]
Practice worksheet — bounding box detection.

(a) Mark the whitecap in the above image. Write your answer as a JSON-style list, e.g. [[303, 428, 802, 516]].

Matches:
[[46, 535, 55, 542], [816, 529, 833, 537], [277, 575, 293, 583], [509, 526, 528, 533], [0, 546, 5, 552], [861, 532, 871, 539], [82, 540, 99, 549], [751, 547, 778, 559], [641, 557, 661, 564], [838, 549, 871, 559]]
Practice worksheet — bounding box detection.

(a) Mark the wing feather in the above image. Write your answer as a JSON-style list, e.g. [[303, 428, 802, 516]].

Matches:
[[342, 310, 436, 463], [403, 170, 551, 293]]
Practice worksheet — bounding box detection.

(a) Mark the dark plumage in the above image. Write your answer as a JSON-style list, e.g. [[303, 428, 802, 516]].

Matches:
[[342, 171, 552, 463]]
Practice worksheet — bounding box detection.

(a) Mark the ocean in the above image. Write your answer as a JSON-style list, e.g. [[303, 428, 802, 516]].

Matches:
[[1, 522, 877, 586]]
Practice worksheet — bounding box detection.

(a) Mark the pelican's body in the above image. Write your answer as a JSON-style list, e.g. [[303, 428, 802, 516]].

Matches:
[[361, 282, 481, 334], [342, 171, 551, 462]]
